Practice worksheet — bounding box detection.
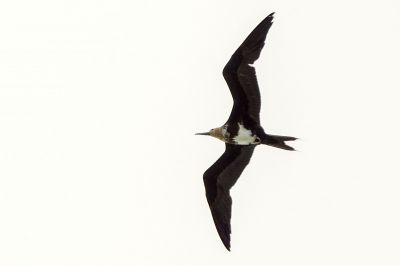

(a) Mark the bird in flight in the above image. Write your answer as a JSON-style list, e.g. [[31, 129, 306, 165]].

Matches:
[[196, 12, 296, 251]]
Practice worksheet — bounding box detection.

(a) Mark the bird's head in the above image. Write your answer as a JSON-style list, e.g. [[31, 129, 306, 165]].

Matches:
[[196, 127, 225, 142]]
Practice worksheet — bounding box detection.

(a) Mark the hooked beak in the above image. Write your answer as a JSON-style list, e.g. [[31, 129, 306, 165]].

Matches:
[[195, 131, 210, 136]]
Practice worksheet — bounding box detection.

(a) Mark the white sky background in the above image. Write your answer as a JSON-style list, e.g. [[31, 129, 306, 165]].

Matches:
[[1, 0, 400, 265]]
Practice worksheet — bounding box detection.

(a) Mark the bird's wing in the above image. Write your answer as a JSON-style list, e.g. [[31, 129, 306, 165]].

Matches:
[[203, 143, 255, 250], [223, 12, 275, 126]]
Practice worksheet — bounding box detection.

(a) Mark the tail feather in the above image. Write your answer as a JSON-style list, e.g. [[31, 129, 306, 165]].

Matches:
[[262, 134, 297, 151]]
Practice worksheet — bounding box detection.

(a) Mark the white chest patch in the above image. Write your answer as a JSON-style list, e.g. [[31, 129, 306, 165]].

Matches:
[[233, 123, 257, 145]]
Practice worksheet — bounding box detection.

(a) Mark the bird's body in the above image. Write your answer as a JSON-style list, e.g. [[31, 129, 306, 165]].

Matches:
[[205, 123, 260, 145], [232, 123, 259, 145], [196, 12, 296, 251]]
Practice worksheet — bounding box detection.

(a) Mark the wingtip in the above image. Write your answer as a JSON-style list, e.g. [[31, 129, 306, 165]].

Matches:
[[218, 227, 231, 251], [214, 220, 232, 251], [223, 241, 231, 251], [263, 12, 275, 24]]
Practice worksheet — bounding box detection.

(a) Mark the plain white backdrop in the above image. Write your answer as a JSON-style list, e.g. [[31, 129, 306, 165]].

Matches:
[[1, 0, 400, 265]]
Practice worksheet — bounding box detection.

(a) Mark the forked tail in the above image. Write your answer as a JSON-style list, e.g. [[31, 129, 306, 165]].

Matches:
[[261, 134, 297, 151]]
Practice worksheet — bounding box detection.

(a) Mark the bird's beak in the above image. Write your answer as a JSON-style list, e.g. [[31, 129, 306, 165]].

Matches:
[[195, 132, 210, 136]]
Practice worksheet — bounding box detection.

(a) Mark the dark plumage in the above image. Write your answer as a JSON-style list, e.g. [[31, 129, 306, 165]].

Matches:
[[203, 144, 255, 250], [197, 12, 296, 250]]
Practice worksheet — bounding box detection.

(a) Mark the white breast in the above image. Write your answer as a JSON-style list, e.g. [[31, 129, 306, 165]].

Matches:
[[233, 123, 257, 145]]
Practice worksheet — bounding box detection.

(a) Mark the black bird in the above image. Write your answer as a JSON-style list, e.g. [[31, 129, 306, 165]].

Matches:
[[196, 13, 296, 251]]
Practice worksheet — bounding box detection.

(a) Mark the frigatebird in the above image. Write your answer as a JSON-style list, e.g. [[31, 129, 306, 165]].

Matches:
[[196, 13, 296, 251]]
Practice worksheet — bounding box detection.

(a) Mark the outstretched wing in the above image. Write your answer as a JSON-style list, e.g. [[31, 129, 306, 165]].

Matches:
[[223, 12, 275, 126], [203, 144, 255, 250]]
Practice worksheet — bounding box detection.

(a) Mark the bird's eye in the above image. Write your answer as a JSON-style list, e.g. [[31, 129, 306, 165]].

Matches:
[[255, 137, 261, 143]]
